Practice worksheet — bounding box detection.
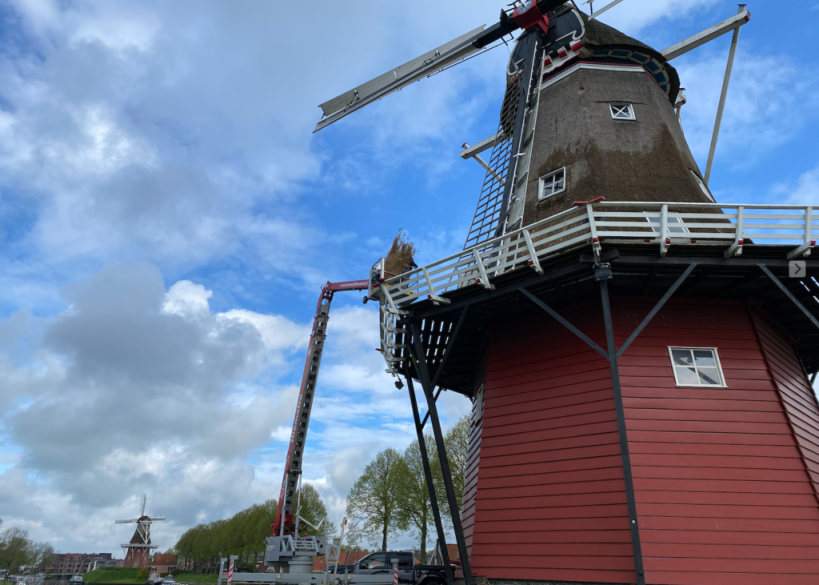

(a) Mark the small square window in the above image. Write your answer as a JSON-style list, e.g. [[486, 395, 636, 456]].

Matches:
[[669, 347, 725, 387], [610, 103, 635, 120], [539, 168, 565, 200]]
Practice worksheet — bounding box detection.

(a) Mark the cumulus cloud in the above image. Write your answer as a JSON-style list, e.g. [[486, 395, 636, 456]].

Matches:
[[0, 263, 302, 546]]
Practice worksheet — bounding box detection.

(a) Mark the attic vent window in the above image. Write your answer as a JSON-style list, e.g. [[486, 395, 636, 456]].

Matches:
[[538, 168, 566, 200], [669, 347, 726, 387], [610, 103, 635, 120]]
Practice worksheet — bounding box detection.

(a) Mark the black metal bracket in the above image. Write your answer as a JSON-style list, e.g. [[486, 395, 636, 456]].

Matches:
[[410, 323, 474, 585], [598, 272, 646, 585], [758, 264, 819, 332], [405, 377, 454, 585]]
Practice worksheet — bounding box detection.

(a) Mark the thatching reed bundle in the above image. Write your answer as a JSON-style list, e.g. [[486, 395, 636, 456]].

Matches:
[[384, 230, 417, 277]]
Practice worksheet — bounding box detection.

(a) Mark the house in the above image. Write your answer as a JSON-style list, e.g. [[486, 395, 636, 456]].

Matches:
[[150, 554, 178, 575]]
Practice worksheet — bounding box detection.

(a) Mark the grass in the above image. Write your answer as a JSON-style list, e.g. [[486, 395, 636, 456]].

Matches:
[[82, 569, 219, 585], [83, 569, 143, 584], [174, 573, 218, 584]]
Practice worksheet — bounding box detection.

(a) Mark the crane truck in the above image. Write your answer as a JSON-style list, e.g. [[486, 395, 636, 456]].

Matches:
[[218, 278, 450, 585]]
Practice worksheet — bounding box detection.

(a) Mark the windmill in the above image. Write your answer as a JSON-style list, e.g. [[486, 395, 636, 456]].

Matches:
[[316, 3, 819, 585], [115, 494, 166, 569]]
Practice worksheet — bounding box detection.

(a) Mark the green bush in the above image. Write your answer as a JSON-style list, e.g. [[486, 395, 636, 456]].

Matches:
[[137, 568, 149, 580]]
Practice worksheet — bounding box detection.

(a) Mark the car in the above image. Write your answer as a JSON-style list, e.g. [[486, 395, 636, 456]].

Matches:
[[69, 577, 83, 584], [163, 576, 175, 584]]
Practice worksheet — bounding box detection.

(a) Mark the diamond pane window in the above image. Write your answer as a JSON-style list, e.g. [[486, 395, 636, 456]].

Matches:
[[610, 103, 635, 120], [669, 347, 725, 387], [538, 168, 566, 200]]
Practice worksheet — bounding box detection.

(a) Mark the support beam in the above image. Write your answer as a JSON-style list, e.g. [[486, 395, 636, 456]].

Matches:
[[405, 376, 453, 585], [598, 272, 646, 585], [705, 5, 746, 185], [758, 264, 819, 332], [616, 262, 697, 359], [661, 8, 750, 60], [420, 387, 443, 429], [411, 323, 474, 585], [588, 0, 625, 20], [519, 287, 608, 359], [460, 134, 501, 159]]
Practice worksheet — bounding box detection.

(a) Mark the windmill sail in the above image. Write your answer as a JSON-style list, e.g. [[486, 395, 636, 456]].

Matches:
[[314, 25, 486, 133]]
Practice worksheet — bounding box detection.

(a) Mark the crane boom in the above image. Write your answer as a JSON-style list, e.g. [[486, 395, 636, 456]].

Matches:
[[272, 279, 369, 536]]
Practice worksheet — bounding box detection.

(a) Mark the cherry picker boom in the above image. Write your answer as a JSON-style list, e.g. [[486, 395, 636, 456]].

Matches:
[[266, 279, 369, 571]]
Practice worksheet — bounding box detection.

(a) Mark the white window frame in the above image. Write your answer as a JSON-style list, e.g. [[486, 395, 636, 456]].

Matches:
[[668, 347, 726, 387], [538, 167, 566, 201], [610, 102, 636, 120]]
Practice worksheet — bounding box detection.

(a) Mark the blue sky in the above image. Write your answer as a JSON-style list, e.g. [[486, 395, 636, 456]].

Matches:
[[0, 0, 817, 556]]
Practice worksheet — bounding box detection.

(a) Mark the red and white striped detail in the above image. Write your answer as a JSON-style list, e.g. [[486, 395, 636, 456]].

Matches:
[[227, 559, 235, 585], [393, 562, 398, 585]]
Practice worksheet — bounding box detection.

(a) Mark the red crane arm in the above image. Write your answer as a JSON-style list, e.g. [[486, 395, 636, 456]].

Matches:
[[272, 280, 368, 536]]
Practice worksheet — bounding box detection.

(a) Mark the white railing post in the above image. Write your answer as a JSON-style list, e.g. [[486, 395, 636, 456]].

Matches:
[[660, 204, 669, 257], [787, 206, 815, 259], [586, 204, 601, 261], [422, 267, 451, 305], [725, 205, 744, 258], [472, 249, 495, 290], [522, 229, 544, 274]]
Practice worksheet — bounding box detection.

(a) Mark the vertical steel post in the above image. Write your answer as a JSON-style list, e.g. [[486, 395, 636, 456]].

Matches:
[[704, 4, 745, 185], [598, 274, 646, 585], [411, 323, 474, 585], [217, 558, 226, 585], [406, 376, 454, 585]]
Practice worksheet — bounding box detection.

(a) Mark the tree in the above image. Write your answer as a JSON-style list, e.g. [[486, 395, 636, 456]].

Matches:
[[395, 437, 436, 563], [292, 484, 336, 537], [346, 448, 404, 551], [0, 527, 32, 573], [434, 415, 470, 531], [30, 542, 55, 572]]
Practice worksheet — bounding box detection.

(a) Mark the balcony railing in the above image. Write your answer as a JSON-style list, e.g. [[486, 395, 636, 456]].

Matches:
[[376, 202, 816, 372]]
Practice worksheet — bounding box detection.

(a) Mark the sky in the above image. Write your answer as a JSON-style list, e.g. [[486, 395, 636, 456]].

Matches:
[[0, 0, 818, 557]]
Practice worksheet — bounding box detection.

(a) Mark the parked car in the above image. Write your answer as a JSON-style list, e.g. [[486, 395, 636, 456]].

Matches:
[[322, 565, 354, 575], [163, 576, 175, 584], [69, 577, 83, 584], [352, 551, 446, 585]]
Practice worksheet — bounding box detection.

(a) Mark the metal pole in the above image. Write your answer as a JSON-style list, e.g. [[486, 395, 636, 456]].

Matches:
[[411, 324, 474, 585], [704, 4, 745, 185], [598, 274, 646, 585], [217, 559, 226, 585], [294, 475, 303, 537], [406, 376, 454, 585]]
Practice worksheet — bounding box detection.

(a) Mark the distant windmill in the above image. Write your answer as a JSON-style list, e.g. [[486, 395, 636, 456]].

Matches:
[[115, 494, 166, 569]]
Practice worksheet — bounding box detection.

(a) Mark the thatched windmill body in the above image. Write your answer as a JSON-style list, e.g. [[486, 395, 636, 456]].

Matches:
[[317, 3, 819, 585]]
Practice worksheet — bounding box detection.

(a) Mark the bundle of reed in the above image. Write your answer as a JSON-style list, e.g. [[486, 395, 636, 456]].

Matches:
[[384, 229, 417, 277]]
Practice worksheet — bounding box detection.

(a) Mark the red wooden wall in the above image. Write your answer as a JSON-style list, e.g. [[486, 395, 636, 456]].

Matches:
[[617, 299, 819, 585], [461, 345, 490, 561], [751, 311, 819, 501], [471, 306, 635, 584], [464, 298, 819, 585]]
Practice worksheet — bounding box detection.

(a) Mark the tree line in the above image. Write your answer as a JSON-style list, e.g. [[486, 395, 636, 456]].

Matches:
[[174, 486, 335, 572], [0, 520, 55, 575], [174, 414, 470, 569], [345, 415, 469, 563]]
